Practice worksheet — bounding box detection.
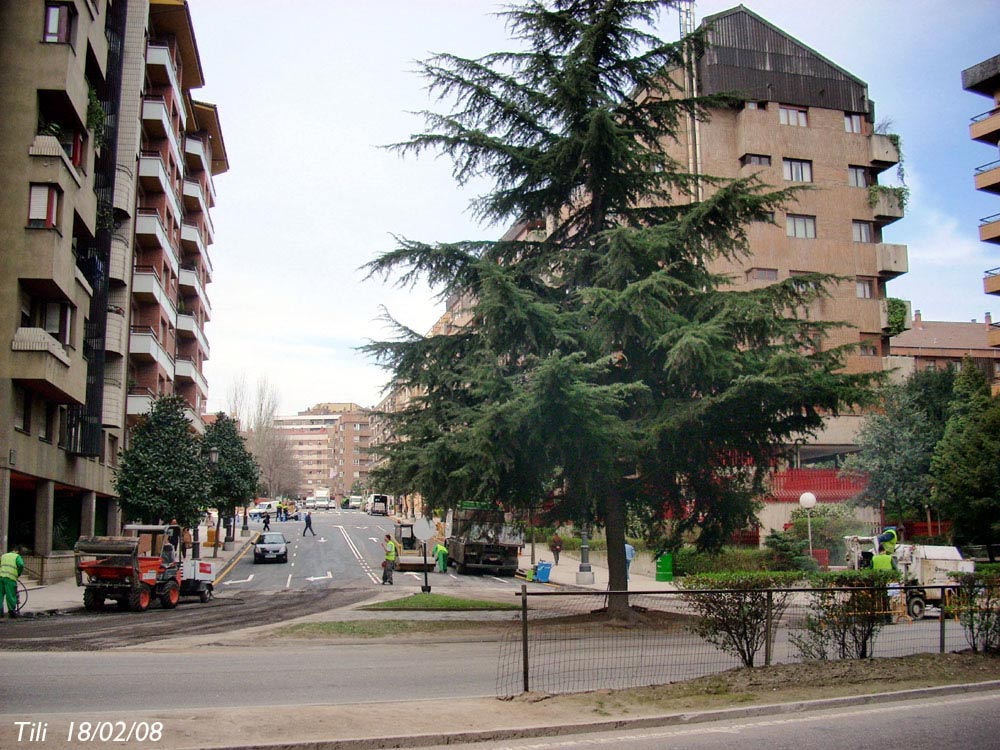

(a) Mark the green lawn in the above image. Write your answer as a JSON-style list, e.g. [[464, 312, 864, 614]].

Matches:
[[360, 593, 520, 611]]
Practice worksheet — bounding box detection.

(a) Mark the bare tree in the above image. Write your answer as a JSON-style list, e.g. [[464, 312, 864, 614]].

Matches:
[[226, 375, 299, 499]]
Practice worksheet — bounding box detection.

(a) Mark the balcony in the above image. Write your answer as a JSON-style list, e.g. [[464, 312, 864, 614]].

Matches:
[[869, 133, 901, 172], [102, 377, 124, 429], [875, 243, 908, 278], [181, 222, 214, 276], [145, 45, 185, 130], [970, 107, 1000, 145], [10, 327, 86, 404], [182, 178, 208, 217], [126, 388, 154, 418], [139, 152, 182, 224], [104, 308, 128, 355], [975, 159, 1000, 195], [109, 232, 130, 283], [129, 326, 174, 373], [179, 267, 212, 318], [19, 227, 79, 301], [184, 135, 211, 177], [141, 97, 182, 168], [176, 312, 210, 358], [984, 267, 1000, 295], [871, 187, 904, 226], [989, 322, 1000, 348], [980, 212, 1000, 244], [175, 356, 208, 396], [134, 210, 179, 276], [132, 266, 177, 322]]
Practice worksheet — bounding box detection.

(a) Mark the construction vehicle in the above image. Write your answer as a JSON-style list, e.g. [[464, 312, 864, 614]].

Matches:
[[844, 534, 975, 619], [445, 505, 523, 576], [74, 524, 216, 612]]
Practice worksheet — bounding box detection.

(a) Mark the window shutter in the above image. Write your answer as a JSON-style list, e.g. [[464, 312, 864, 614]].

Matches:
[[29, 185, 50, 221]]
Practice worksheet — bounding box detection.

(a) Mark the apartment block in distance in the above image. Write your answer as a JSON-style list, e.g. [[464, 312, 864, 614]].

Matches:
[[963, 54, 1000, 367], [0, 0, 225, 582]]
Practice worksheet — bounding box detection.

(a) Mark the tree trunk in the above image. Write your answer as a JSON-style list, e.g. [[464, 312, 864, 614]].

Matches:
[[604, 494, 631, 620]]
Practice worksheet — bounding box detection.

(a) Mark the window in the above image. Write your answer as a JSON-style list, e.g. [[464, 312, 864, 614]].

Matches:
[[860, 338, 879, 357], [852, 220, 874, 243], [43, 301, 73, 346], [783, 158, 813, 182], [28, 184, 59, 229], [779, 105, 808, 127], [14, 386, 32, 433], [747, 268, 778, 282], [43, 3, 73, 43], [786, 214, 816, 239], [41, 402, 57, 443], [848, 166, 870, 188], [740, 153, 771, 167], [744, 101, 767, 111], [845, 113, 863, 133], [856, 278, 874, 299]]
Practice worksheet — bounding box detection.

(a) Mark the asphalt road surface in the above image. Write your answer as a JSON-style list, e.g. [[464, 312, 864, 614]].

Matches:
[[0, 508, 532, 651]]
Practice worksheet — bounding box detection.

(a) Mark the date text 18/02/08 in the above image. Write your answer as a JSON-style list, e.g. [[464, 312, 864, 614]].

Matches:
[[14, 720, 165, 743]]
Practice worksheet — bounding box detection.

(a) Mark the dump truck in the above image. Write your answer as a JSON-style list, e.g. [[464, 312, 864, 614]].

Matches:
[[446, 506, 523, 576], [74, 524, 216, 612], [844, 534, 975, 618]]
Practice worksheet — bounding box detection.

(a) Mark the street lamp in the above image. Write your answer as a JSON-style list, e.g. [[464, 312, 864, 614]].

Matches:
[[799, 491, 817, 559], [576, 523, 595, 585]]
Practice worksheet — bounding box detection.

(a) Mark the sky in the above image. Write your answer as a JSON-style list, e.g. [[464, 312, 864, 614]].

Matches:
[[186, 0, 1000, 416]]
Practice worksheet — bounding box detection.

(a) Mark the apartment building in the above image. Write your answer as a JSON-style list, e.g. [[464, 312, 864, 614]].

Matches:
[[0, 0, 224, 582], [889, 311, 1000, 383], [275, 403, 370, 501], [963, 54, 1000, 362]]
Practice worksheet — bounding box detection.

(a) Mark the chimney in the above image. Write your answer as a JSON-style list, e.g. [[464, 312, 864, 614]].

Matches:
[[913, 310, 922, 329], [986, 312, 992, 328]]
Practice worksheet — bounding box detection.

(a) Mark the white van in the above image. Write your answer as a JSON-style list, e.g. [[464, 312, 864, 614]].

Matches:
[[248, 500, 280, 521]]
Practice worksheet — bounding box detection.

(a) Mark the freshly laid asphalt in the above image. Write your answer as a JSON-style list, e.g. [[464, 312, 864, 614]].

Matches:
[[7, 526, 1000, 750]]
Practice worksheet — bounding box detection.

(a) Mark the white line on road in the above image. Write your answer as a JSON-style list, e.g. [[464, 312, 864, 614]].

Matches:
[[306, 571, 332, 581], [222, 574, 254, 586], [285, 574, 292, 588], [337, 526, 381, 584]]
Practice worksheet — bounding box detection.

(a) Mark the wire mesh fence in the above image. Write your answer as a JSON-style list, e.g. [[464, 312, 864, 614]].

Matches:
[[496, 584, 999, 698]]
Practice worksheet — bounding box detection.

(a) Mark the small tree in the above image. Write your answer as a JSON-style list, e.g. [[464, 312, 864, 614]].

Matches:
[[679, 571, 799, 667], [949, 571, 1000, 653], [203, 414, 259, 542], [114, 394, 210, 528]]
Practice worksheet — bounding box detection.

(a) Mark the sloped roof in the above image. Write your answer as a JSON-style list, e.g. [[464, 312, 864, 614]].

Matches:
[[697, 5, 871, 115], [890, 320, 993, 353]]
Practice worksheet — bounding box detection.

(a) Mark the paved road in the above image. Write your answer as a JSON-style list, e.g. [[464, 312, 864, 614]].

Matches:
[[418, 690, 1000, 750], [0, 641, 503, 713]]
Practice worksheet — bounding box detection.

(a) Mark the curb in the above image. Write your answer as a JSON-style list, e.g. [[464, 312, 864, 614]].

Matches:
[[166, 679, 1000, 750]]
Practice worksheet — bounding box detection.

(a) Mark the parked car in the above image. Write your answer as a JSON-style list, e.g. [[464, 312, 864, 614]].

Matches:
[[253, 532, 289, 563]]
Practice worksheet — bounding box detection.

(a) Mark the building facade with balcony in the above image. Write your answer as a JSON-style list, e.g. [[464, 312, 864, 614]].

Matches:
[[0, 0, 224, 582], [964, 54, 1000, 373]]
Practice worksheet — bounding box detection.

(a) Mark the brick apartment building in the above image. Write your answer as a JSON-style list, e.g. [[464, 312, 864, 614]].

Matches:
[[963, 54, 1000, 369], [0, 0, 225, 581]]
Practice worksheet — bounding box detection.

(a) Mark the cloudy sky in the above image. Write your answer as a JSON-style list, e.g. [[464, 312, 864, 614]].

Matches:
[[186, 0, 1000, 415]]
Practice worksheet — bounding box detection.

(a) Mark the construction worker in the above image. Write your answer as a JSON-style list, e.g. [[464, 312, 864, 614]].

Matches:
[[432, 541, 448, 573], [872, 546, 895, 571], [381, 533, 397, 585], [877, 527, 899, 555], [1, 548, 25, 618]]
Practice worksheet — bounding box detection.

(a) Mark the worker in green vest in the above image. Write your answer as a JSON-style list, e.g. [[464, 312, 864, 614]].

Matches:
[[872, 547, 895, 572], [1, 548, 25, 618], [877, 527, 899, 555], [432, 542, 448, 573], [381, 534, 397, 585]]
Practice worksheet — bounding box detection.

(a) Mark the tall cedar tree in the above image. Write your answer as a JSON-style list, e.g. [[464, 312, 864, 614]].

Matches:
[[203, 413, 260, 541], [114, 394, 211, 528], [364, 0, 874, 612], [930, 360, 1000, 560]]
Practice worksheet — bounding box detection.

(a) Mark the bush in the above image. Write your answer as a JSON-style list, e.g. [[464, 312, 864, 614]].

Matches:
[[948, 572, 1000, 653], [791, 570, 898, 661], [673, 546, 772, 576], [679, 571, 801, 667]]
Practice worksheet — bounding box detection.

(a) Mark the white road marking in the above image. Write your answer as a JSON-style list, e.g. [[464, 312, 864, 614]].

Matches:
[[285, 574, 292, 588], [336, 525, 381, 584], [306, 571, 332, 581], [222, 574, 254, 585]]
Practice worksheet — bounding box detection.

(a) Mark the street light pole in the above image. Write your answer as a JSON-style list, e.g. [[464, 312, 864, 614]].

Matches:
[[799, 491, 817, 559]]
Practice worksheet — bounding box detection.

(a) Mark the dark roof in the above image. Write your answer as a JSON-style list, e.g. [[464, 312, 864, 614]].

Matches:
[[697, 6, 871, 115]]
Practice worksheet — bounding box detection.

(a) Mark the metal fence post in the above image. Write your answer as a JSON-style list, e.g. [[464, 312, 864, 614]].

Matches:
[[939, 593, 946, 653], [521, 584, 530, 693], [765, 589, 773, 667]]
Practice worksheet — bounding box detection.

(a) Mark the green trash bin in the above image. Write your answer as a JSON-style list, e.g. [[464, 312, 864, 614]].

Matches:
[[655, 552, 673, 582]]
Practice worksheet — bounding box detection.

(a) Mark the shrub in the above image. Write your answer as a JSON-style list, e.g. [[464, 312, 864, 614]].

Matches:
[[947, 572, 1000, 653], [791, 570, 897, 661], [679, 571, 801, 667], [673, 546, 772, 576]]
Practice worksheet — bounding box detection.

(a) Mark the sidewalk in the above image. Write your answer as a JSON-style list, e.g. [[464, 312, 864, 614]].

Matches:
[[17, 532, 255, 616], [517, 545, 676, 592]]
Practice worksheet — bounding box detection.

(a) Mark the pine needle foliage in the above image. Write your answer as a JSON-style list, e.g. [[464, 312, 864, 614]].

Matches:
[[364, 0, 877, 603]]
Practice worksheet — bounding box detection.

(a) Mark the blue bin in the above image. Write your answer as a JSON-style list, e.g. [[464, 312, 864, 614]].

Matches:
[[534, 561, 552, 583]]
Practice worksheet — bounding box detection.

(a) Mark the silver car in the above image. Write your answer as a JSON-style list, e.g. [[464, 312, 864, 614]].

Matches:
[[253, 532, 288, 563]]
